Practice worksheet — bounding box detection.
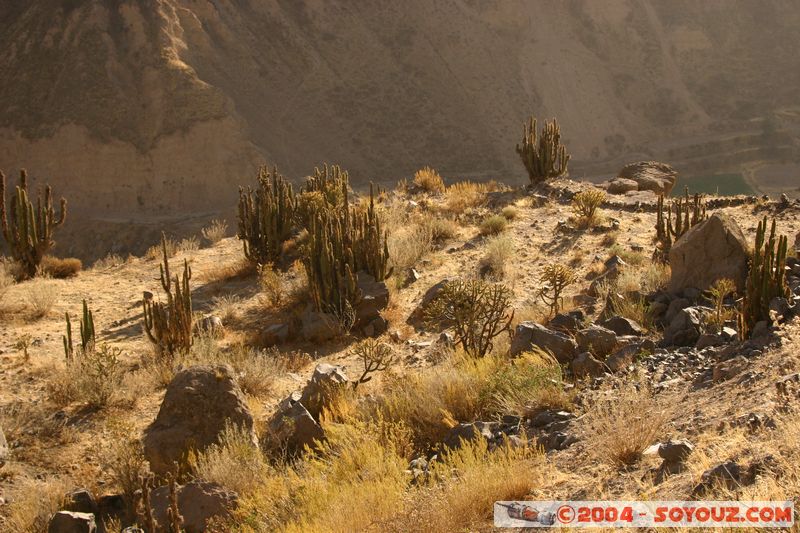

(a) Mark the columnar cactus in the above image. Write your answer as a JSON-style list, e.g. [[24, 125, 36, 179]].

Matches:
[[516, 117, 570, 184], [655, 188, 707, 260], [237, 166, 296, 265], [738, 217, 789, 338], [143, 233, 193, 357], [0, 169, 67, 279], [63, 299, 96, 362]]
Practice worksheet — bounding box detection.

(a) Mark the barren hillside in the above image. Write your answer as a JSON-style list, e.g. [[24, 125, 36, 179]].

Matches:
[[1, 0, 800, 229]]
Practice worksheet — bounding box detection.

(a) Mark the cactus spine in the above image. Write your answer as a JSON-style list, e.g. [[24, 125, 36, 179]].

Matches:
[[143, 233, 193, 356], [63, 299, 96, 362], [655, 188, 707, 260], [516, 117, 570, 185], [0, 169, 67, 279], [237, 166, 296, 265], [738, 217, 789, 338]]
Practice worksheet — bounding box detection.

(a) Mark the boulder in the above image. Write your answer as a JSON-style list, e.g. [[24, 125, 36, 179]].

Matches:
[[600, 316, 645, 337], [571, 352, 608, 379], [267, 399, 325, 453], [354, 272, 389, 329], [547, 311, 585, 334], [299, 363, 349, 419], [658, 439, 695, 463], [150, 481, 237, 533], [443, 422, 497, 450], [64, 489, 98, 515], [618, 161, 677, 196], [606, 178, 639, 195], [143, 366, 256, 476], [605, 340, 655, 372], [300, 308, 341, 342], [692, 461, 741, 497], [669, 213, 749, 293], [48, 511, 96, 533], [576, 325, 618, 357], [663, 307, 704, 347], [407, 278, 454, 325], [665, 298, 691, 324], [510, 322, 578, 364]]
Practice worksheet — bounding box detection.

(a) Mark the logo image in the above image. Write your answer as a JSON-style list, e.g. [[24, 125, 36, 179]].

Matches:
[[497, 502, 556, 525]]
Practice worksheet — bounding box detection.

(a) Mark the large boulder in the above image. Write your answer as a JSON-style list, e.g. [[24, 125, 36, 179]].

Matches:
[[575, 325, 618, 358], [299, 363, 349, 419], [143, 366, 256, 476], [600, 316, 645, 337], [668, 213, 749, 293], [48, 511, 96, 533], [149, 481, 237, 533], [510, 322, 577, 364], [618, 161, 677, 196]]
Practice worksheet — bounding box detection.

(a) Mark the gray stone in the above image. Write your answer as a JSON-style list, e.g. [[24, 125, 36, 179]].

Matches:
[[606, 178, 639, 195], [571, 352, 608, 379], [665, 298, 691, 324], [669, 214, 749, 293], [531, 410, 574, 428], [692, 461, 741, 497], [664, 307, 704, 346], [510, 322, 578, 364], [299, 364, 349, 419], [600, 316, 645, 336], [407, 278, 454, 325], [576, 325, 618, 357], [547, 312, 584, 334], [143, 366, 256, 476], [695, 333, 724, 350], [64, 489, 97, 515], [268, 399, 325, 453], [354, 271, 389, 328], [658, 439, 694, 463], [150, 480, 237, 533], [48, 511, 96, 533], [618, 161, 677, 195], [443, 421, 497, 450]]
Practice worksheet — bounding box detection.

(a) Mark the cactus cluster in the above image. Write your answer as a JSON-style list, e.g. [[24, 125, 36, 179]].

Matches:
[[303, 183, 389, 319], [143, 233, 193, 357], [516, 117, 570, 185], [63, 299, 96, 362], [0, 169, 67, 279], [237, 166, 297, 265], [655, 188, 707, 260], [738, 217, 789, 338], [538, 263, 577, 316]]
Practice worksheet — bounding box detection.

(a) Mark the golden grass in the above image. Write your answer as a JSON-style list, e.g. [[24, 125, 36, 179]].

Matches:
[[24, 278, 58, 319], [412, 166, 446, 193], [3, 477, 70, 533], [92, 252, 126, 270], [202, 218, 229, 245], [40, 256, 82, 279], [199, 257, 256, 283], [479, 214, 507, 236], [482, 234, 514, 279], [445, 181, 488, 213]]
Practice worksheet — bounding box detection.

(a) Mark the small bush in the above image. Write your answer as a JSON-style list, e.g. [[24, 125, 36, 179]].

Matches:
[[202, 218, 228, 245], [572, 189, 606, 228], [388, 223, 433, 272], [421, 213, 458, 242], [482, 234, 514, 278], [412, 166, 445, 194], [25, 279, 58, 319], [177, 235, 200, 252], [586, 382, 668, 466], [445, 181, 488, 213], [41, 256, 82, 279], [501, 205, 518, 220], [48, 344, 124, 408], [212, 294, 242, 324], [145, 236, 177, 260], [101, 420, 146, 503], [479, 214, 507, 236], [92, 253, 125, 270], [257, 263, 283, 307], [537, 263, 577, 316], [425, 279, 514, 357]]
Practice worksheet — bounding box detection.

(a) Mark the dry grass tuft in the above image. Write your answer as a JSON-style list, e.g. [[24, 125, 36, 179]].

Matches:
[[445, 181, 488, 213], [482, 234, 514, 279], [41, 256, 82, 279], [479, 214, 507, 236], [257, 264, 283, 308], [92, 253, 126, 270], [177, 235, 200, 253], [501, 205, 518, 220], [388, 222, 433, 272], [585, 381, 668, 467], [145, 236, 177, 260], [25, 278, 58, 319], [202, 218, 228, 245], [413, 166, 446, 194], [0, 259, 13, 298], [200, 257, 255, 283], [4, 477, 70, 533], [191, 423, 270, 496]]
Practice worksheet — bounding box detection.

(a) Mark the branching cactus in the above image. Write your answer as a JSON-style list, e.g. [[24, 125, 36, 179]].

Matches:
[[0, 169, 67, 279], [655, 188, 707, 260], [739, 216, 789, 338], [63, 299, 96, 362], [143, 233, 193, 357], [516, 117, 570, 185], [237, 166, 296, 265]]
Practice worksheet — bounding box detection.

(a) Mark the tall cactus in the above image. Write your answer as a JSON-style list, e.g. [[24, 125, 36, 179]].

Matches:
[[303, 183, 390, 319], [655, 188, 707, 260], [143, 233, 193, 357], [738, 217, 789, 338], [63, 299, 96, 362], [237, 166, 296, 265], [0, 169, 67, 279], [516, 117, 570, 185]]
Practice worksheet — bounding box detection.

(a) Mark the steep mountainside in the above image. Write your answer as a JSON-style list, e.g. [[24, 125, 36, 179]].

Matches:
[[1, 0, 799, 220]]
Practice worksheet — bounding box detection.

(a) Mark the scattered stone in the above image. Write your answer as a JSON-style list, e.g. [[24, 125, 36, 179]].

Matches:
[[669, 213, 749, 293], [692, 461, 740, 497], [600, 316, 644, 337], [571, 352, 607, 379], [143, 366, 256, 476], [510, 322, 578, 363], [267, 399, 325, 453], [47, 511, 96, 533], [658, 439, 694, 463], [576, 325, 618, 357], [300, 308, 341, 342], [531, 410, 574, 428], [665, 298, 690, 323], [712, 356, 749, 383], [150, 480, 237, 533], [537, 431, 577, 451], [695, 333, 723, 350], [299, 364, 349, 419], [720, 327, 738, 342]]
